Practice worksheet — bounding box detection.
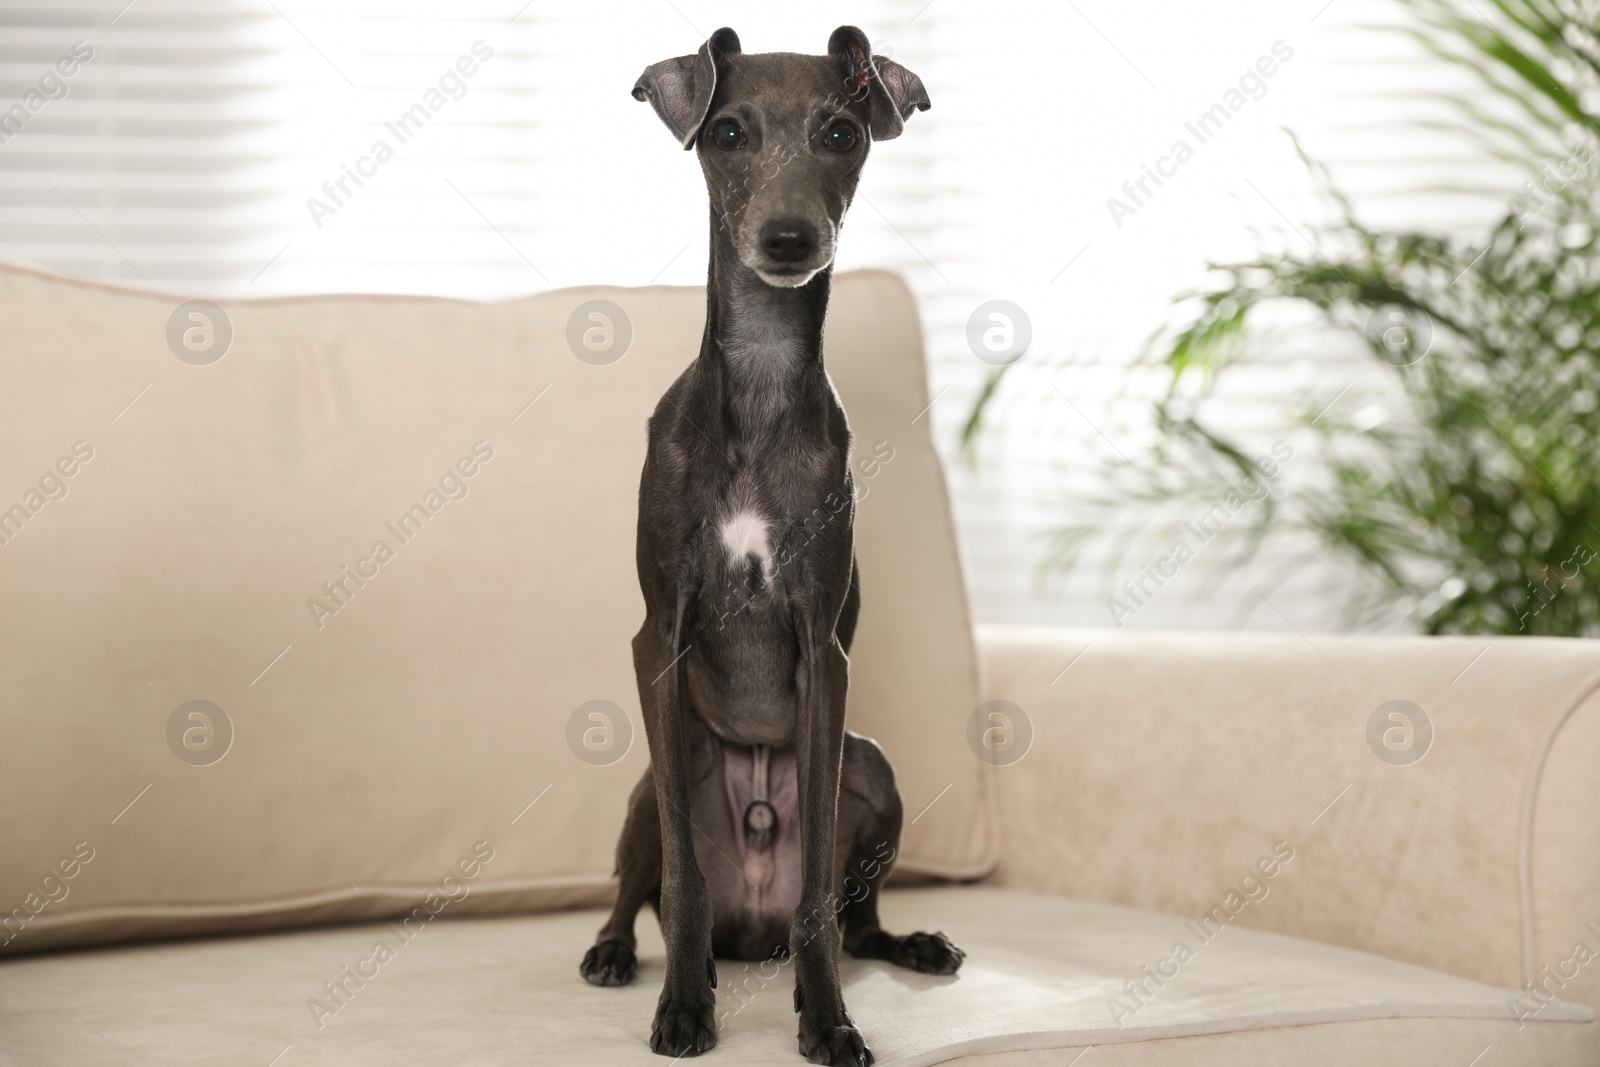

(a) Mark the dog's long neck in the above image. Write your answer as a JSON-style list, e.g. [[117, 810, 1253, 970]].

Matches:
[[698, 210, 831, 436]]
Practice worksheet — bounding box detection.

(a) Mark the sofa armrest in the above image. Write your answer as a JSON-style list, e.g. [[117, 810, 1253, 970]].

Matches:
[[976, 623, 1600, 1009]]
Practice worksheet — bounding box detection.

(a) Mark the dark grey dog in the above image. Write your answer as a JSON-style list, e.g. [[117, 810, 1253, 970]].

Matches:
[[578, 25, 962, 1066]]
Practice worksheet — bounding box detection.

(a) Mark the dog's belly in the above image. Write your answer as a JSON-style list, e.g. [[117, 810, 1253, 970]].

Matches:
[[685, 653, 797, 748], [688, 731, 803, 961], [684, 566, 802, 748]]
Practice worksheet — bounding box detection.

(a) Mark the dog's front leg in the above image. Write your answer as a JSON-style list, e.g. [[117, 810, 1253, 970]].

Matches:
[[791, 618, 871, 1067], [633, 592, 718, 1058]]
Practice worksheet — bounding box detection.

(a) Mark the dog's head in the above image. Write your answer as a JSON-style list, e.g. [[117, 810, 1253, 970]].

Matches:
[[633, 27, 929, 288]]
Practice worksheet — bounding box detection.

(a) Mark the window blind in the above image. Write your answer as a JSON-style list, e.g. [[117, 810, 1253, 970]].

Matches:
[[0, 0, 1517, 631]]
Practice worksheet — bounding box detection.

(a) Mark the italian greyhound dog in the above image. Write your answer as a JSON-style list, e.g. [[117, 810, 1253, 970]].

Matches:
[[578, 26, 961, 1066]]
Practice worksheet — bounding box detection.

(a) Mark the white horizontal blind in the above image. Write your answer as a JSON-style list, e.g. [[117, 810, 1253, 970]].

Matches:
[[0, 0, 1517, 632], [0, 0, 960, 293], [0, 0, 278, 285], [0, 0, 563, 290], [910, 0, 1526, 632]]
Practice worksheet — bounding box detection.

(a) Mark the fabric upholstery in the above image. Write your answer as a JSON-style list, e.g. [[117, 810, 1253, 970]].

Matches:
[[0, 263, 992, 955], [0, 887, 1589, 1065], [7, 258, 1597, 1066], [977, 624, 1600, 1010]]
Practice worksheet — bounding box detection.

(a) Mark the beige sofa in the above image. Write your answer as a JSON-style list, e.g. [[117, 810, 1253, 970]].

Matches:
[[0, 262, 1596, 1065]]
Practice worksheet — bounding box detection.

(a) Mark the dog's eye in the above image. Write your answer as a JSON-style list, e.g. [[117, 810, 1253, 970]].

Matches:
[[710, 120, 746, 151], [825, 122, 858, 152]]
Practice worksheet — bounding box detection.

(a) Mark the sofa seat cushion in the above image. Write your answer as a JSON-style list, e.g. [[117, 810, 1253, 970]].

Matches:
[[1, 887, 1591, 1066]]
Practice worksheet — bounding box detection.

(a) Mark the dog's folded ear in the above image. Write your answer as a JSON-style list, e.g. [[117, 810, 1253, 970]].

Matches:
[[632, 27, 742, 149], [827, 26, 930, 142]]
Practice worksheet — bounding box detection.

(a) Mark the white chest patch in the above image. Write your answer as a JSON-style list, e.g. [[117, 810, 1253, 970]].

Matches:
[[719, 509, 773, 571]]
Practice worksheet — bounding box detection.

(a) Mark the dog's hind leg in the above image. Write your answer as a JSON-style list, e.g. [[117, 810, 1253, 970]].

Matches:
[[834, 733, 965, 976], [581, 769, 662, 987]]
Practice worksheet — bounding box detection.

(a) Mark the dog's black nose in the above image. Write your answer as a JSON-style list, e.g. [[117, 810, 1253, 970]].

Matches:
[[760, 217, 816, 263]]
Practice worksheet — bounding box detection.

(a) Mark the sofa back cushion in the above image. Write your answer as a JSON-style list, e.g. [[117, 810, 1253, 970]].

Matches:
[[0, 265, 992, 953]]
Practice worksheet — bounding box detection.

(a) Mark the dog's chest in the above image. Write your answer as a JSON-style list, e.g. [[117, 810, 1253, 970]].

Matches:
[[681, 459, 849, 745], [717, 507, 776, 579], [701, 459, 848, 597], [703, 489, 794, 626]]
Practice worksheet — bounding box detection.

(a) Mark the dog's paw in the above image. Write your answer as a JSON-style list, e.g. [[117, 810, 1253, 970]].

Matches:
[[650, 994, 718, 1057], [580, 939, 638, 987], [892, 931, 964, 976], [798, 1010, 873, 1066]]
